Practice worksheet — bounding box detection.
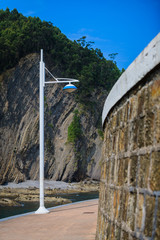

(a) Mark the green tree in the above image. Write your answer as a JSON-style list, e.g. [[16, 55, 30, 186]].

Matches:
[[0, 8, 122, 104], [108, 53, 118, 61]]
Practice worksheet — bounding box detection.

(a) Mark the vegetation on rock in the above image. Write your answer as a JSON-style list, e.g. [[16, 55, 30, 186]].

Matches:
[[67, 109, 82, 143]]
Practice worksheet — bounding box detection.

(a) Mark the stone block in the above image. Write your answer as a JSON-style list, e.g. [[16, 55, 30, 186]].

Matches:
[[143, 85, 150, 113], [101, 143, 106, 158], [124, 126, 129, 152], [113, 190, 117, 218], [117, 159, 124, 186], [137, 88, 145, 116], [155, 108, 160, 143], [105, 136, 109, 157], [137, 194, 144, 230], [113, 225, 121, 240], [144, 195, 156, 237], [130, 120, 138, 150], [126, 192, 137, 231], [106, 160, 111, 184], [117, 108, 123, 128], [105, 186, 109, 213], [99, 182, 105, 204], [122, 101, 128, 125], [114, 190, 121, 220], [121, 230, 129, 240], [97, 210, 102, 234], [122, 190, 129, 222], [117, 190, 123, 222], [129, 95, 138, 120], [137, 116, 145, 148], [155, 197, 160, 240], [108, 189, 114, 220], [150, 151, 160, 191], [110, 158, 116, 184], [101, 215, 105, 239], [145, 111, 154, 146], [129, 98, 133, 120], [112, 132, 118, 154], [110, 114, 117, 132], [110, 223, 115, 240], [150, 77, 160, 106], [108, 133, 113, 157], [129, 156, 138, 187], [106, 220, 111, 239], [138, 154, 150, 188], [102, 161, 107, 180], [130, 236, 138, 240], [119, 128, 125, 152], [124, 158, 129, 185], [104, 126, 108, 140], [105, 189, 112, 219]]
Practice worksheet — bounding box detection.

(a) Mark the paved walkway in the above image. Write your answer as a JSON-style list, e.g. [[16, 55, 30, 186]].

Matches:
[[0, 199, 98, 240]]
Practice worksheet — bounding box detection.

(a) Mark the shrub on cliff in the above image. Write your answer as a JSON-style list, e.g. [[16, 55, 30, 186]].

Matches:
[[67, 110, 82, 143]]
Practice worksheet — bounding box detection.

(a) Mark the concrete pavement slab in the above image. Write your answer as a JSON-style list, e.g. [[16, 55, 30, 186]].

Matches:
[[0, 199, 98, 240]]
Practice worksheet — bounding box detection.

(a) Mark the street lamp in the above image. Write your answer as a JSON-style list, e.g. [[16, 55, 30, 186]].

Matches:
[[35, 49, 79, 214]]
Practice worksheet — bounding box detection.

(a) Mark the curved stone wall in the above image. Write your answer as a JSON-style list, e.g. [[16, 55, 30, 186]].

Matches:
[[96, 33, 160, 240]]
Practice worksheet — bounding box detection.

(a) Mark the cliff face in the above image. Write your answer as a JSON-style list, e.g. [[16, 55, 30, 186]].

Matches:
[[0, 53, 105, 184]]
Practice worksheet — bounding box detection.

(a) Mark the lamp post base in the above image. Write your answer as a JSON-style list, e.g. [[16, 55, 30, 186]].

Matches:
[[35, 206, 49, 214]]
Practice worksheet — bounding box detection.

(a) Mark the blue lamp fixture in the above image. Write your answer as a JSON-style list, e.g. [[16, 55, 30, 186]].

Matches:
[[63, 83, 77, 92]]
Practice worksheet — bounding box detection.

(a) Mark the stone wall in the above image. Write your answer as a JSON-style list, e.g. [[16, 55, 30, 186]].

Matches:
[[96, 33, 160, 240]]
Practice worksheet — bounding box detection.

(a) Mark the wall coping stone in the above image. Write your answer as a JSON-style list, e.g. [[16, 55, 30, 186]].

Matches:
[[102, 32, 160, 127]]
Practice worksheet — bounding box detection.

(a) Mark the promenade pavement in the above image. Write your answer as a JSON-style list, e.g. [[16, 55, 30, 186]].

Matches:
[[0, 199, 98, 240]]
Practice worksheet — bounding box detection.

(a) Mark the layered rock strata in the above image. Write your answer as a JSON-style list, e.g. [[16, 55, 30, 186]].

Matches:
[[0, 53, 105, 184]]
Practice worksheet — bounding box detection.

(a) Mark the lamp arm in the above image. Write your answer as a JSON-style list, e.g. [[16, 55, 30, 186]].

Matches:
[[45, 68, 79, 84], [57, 78, 79, 83], [45, 67, 58, 82]]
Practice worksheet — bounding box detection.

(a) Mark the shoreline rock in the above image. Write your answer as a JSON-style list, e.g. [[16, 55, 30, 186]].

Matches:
[[0, 180, 99, 207]]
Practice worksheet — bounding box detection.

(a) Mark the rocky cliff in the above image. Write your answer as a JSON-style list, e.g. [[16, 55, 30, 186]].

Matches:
[[0, 53, 106, 184]]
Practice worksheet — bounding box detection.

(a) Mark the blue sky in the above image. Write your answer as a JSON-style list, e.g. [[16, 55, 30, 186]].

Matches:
[[1, 0, 160, 70]]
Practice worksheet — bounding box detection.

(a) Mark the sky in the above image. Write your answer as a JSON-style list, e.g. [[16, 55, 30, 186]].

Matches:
[[1, 0, 160, 70]]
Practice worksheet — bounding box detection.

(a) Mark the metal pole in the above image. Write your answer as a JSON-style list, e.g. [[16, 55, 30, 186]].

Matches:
[[35, 49, 79, 214], [35, 49, 49, 214]]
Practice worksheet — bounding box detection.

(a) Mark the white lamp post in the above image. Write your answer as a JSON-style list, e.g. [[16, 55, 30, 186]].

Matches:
[[35, 49, 79, 214]]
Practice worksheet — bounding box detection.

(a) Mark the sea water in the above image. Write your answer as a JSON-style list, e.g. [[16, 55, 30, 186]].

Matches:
[[0, 191, 99, 219]]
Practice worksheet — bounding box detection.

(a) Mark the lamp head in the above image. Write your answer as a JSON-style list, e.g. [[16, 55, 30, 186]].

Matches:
[[63, 83, 77, 93]]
